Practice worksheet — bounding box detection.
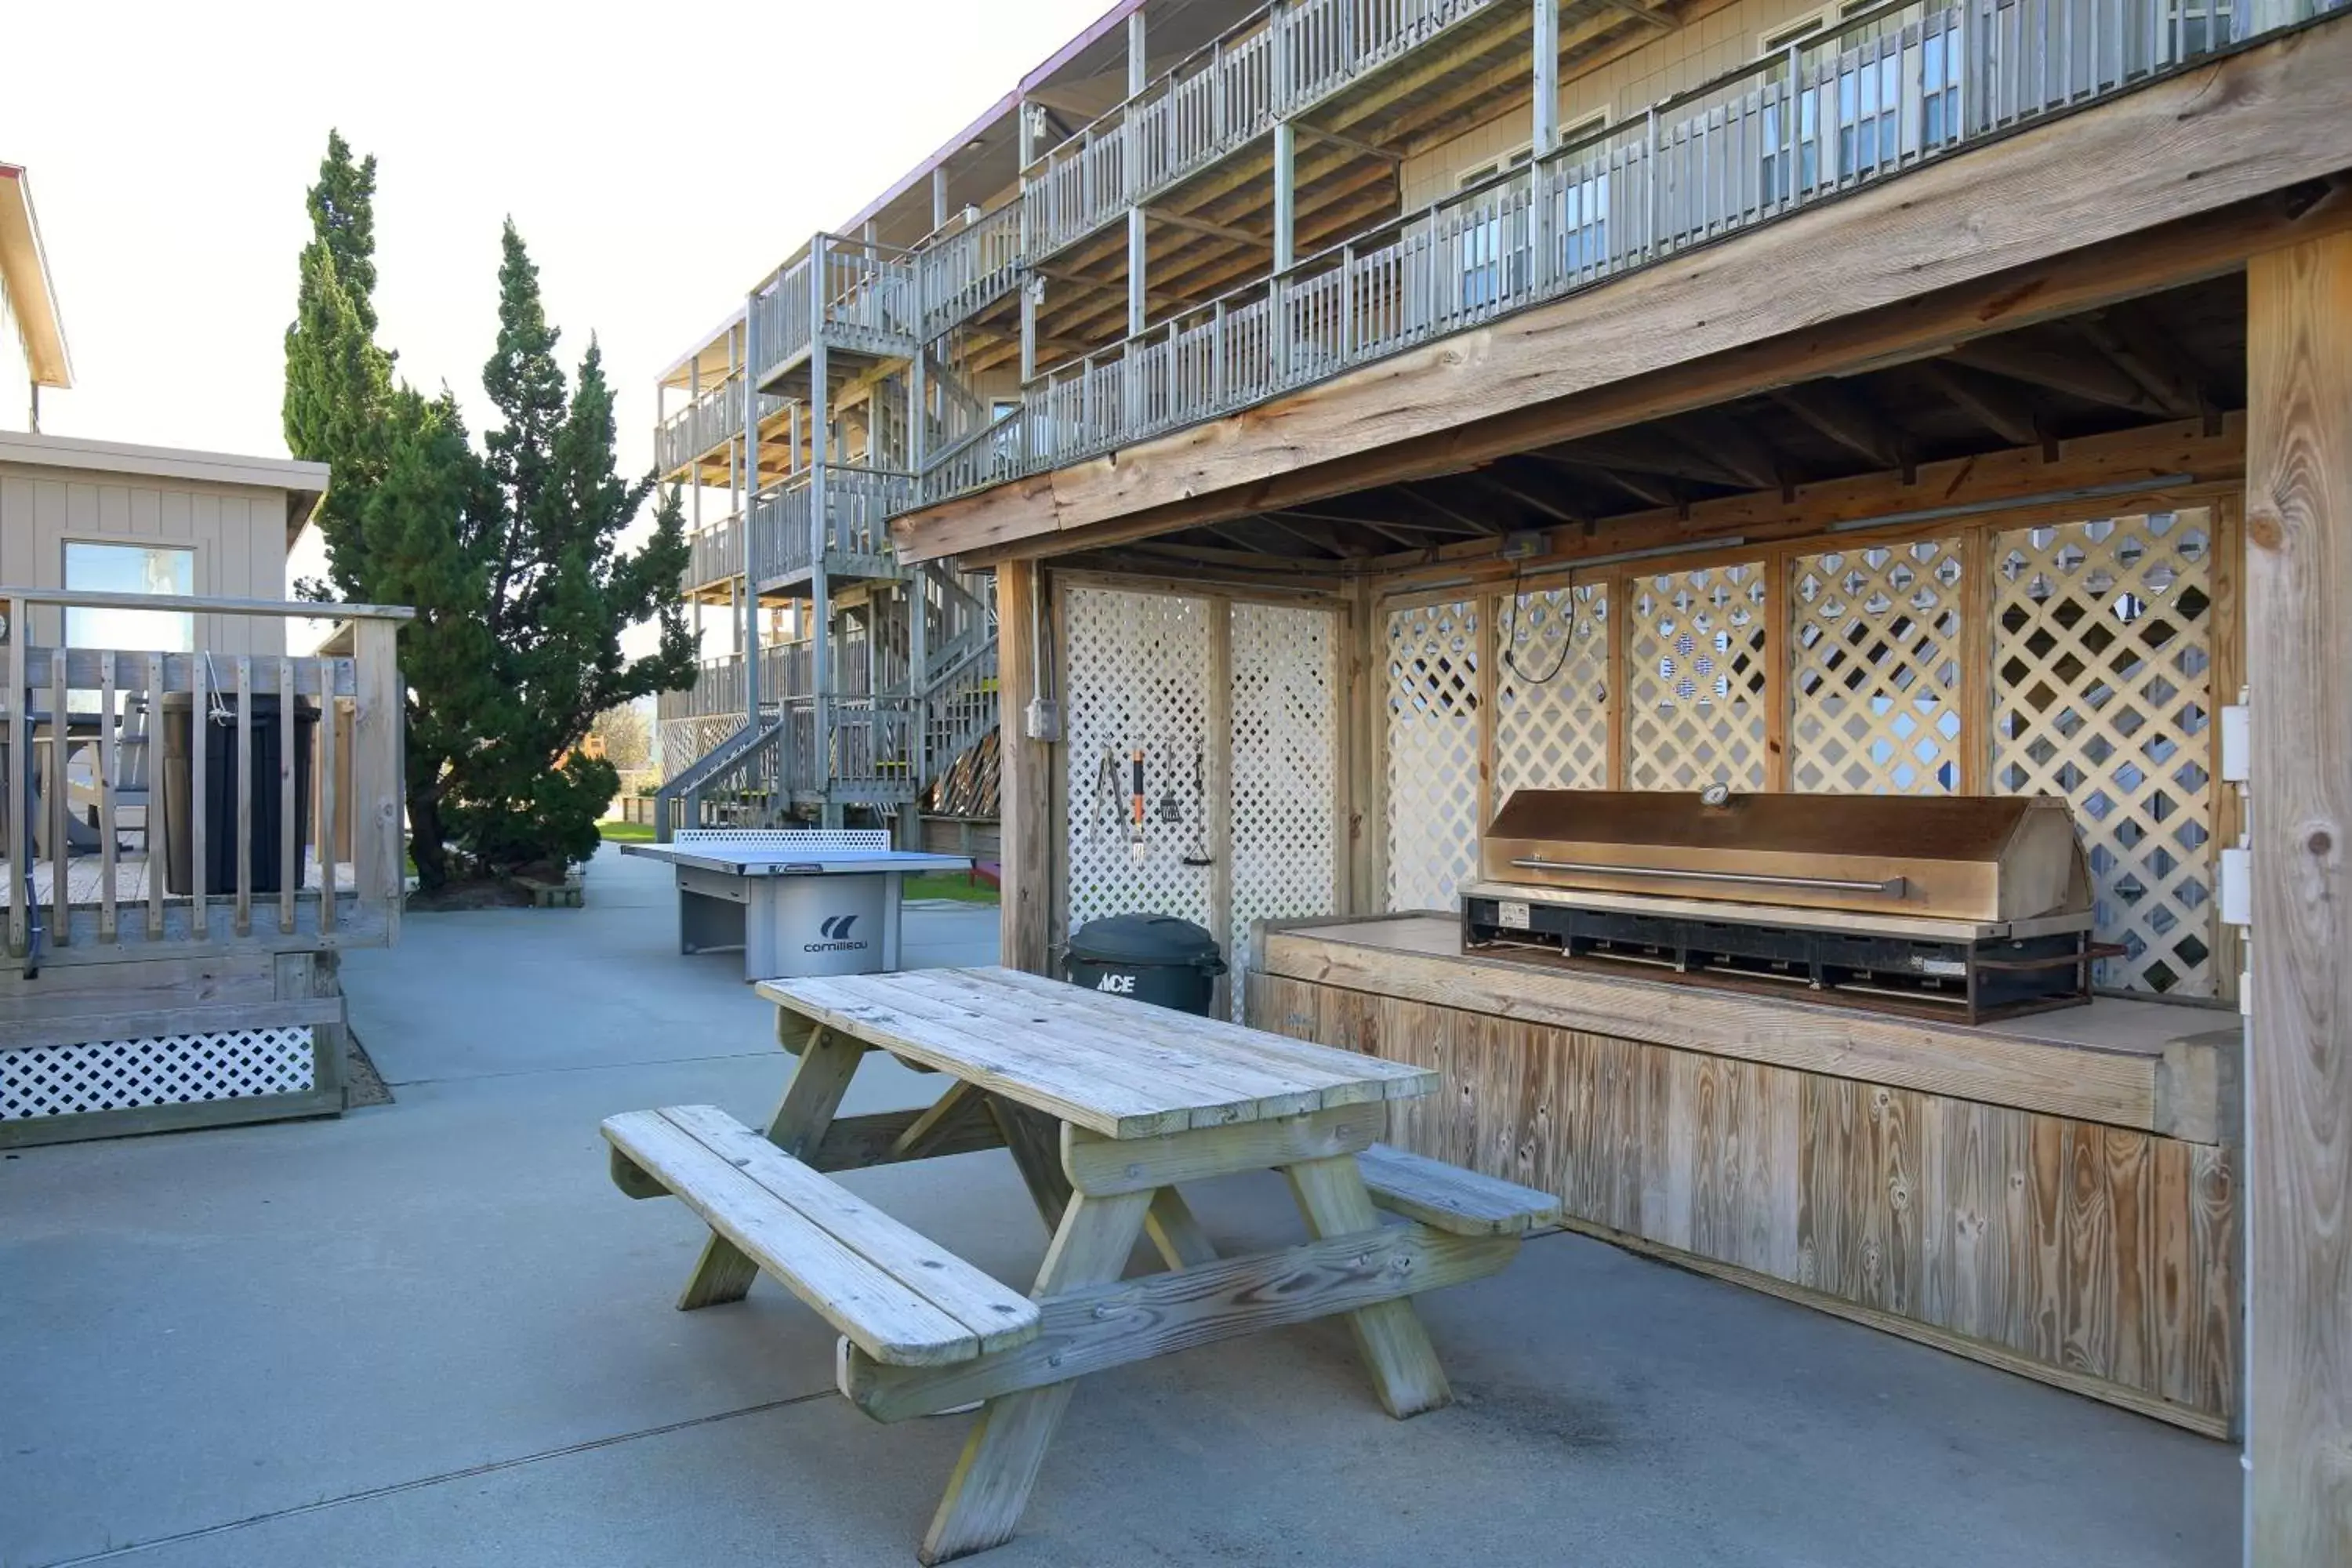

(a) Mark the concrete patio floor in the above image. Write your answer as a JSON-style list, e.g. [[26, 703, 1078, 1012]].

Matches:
[[2, 848, 2239, 1567]]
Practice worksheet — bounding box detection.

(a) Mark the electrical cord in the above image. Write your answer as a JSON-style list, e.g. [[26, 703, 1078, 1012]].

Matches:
[[1497, 568, 1582, 686]]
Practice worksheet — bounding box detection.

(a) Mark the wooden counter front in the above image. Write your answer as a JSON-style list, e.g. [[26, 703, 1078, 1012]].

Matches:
[[1246, 915, 2240, 1437]]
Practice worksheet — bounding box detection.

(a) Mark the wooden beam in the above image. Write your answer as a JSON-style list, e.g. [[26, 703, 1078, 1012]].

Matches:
[[1944, 334, 2165, 413], [1913, 360, 2045, 448], [1249, 511, 1375, 557], [1292, 119, 1403, 165], [996, 562, 1051, 975], [1142, 207, 1271, 248], [1674, 411, 1786, 491], [2244, 227, 2352, 1567], [2077, 299, 2214, 420], [1768, 382, 1911, 472], [1470, 470, 1585, 528], [1401, 481, 1505, 535], [1522, 450, 1677, 507]]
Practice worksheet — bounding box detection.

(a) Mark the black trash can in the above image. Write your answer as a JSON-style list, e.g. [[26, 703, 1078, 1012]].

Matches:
[[1064, 913, 1228, 1017], [162, 692, 318, 897]]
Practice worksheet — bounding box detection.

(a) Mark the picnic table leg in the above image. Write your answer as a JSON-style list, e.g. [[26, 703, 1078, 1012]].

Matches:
[[676, 1029, 867, 1311], [1283, 1155, 1453, 1419], [1144, 1188, 1217, 1269], [920, 1189, 1155, 1565], [985, 1095, 1072, 1232]]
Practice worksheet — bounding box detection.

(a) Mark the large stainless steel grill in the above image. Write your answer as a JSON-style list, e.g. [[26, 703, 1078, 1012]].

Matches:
[[1461, 790, 2100, 1022]]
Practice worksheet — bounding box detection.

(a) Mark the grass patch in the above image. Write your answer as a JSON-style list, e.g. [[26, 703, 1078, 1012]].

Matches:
[[597, 818, 656, 843], [904, 870, 999, 905]]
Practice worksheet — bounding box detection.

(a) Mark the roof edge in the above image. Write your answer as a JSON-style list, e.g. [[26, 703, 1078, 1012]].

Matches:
[[0, 164, 72, 389]]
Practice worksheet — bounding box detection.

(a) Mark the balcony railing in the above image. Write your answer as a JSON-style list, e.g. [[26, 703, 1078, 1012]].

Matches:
[[749, 236, 924, 389], [922, 0, 2335, 506], [655, 643, 814, 726], [785, 695, 918, 799], [917, 201, 1027, 339], [684, 510, 746, 593], [2, 587, 410, 960], [655, 374, 785, 477], [749, 464, 914, 585], [1024, 0, 1501, 260]]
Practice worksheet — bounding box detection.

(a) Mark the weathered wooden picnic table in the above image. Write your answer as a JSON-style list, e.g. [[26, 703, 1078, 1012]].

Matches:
[[602, 965, 1557, 1563]]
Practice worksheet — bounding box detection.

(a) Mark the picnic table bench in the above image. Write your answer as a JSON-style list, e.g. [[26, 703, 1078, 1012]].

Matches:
[[618, 829, 972, 982], [602, 965, 1558, 1563]]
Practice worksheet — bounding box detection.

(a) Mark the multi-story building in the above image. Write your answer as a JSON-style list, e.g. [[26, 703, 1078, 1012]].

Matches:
[[652, 0, 2352, 1555]]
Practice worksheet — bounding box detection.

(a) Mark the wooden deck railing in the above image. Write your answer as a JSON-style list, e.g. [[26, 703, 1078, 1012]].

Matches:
[[916, 0, 2343, 506], [2, 589, 412, 964], [655, 372, 786, 478]]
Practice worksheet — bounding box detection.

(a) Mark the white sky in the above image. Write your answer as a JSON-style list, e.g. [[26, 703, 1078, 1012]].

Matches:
[[5, 0, 1109, 621]]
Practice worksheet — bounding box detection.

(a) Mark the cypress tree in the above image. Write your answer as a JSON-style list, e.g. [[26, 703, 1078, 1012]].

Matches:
[[283, 143, 692, 888]]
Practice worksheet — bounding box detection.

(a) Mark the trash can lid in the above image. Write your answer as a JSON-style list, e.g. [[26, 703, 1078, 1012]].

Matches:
[[1067, 912, 1224, 967]]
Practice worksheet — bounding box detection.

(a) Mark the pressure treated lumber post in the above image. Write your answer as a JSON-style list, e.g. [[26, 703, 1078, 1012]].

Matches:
[[1285, 1154, 1451, 1417], [2243, 232, 2352, 1566], [677, 1026, 866, 1310], [996, 561, 1051, 975], [921, 1189, 1153, 1564]]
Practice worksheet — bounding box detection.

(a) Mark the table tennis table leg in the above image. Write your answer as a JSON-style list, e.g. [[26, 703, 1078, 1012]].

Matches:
[[882, 870, 902, 971]]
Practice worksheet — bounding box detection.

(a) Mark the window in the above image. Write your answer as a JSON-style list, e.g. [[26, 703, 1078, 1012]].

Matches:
[[1551, 111, 1613, 277], [64, 541, 195, 652], [1456, 147, 1534, 310]]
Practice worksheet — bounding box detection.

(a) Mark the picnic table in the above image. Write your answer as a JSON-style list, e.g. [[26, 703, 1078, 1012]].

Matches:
[[601, 966, 1559, 1563], [619, 829, 972, 981]]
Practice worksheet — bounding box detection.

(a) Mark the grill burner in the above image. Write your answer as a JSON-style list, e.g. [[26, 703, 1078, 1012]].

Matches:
[[1462, 790, 2102, 1023]]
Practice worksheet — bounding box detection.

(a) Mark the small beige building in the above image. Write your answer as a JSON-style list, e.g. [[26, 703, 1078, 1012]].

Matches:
[[2, 159, 408, 1148]]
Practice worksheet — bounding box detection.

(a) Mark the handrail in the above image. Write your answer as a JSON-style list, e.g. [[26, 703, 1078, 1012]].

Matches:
[[1, 586, 414, 620], [916, 0, 2331, 506]]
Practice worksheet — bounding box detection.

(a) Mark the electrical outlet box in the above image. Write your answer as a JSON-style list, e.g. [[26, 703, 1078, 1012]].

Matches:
[[1024, 697, 1062, 742], [1501, 529, 1548, 561], [2220, 704, 2249, 783], [2219, 845, 2250, 927]]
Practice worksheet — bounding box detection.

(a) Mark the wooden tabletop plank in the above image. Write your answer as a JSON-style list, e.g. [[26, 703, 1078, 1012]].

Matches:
[[805, 972, 1283, 1133], [764, 977, 1191, 1138], [967, 967, 1438, 1101], [886, 970, 1333, 1123]]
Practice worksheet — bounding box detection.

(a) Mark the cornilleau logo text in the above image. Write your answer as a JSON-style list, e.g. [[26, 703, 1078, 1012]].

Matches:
[[806, 914, 869, 953]]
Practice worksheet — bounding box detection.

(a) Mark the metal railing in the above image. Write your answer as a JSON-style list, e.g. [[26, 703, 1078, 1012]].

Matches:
[[923, 0, 2333, 505], [655, 375, 785, 477], [748, 236, 924, 387], [749, 464, 914, 584], [1024, 0, 1500, 260]]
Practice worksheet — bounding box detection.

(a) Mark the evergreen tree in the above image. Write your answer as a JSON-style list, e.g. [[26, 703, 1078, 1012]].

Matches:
[[283, 141, 693, 887], [445, 223, 695, 875]]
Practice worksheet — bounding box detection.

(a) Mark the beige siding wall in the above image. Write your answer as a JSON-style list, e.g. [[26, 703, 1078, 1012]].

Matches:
[[0, 464, 289, 654], [1402, 0, 1831, 206]]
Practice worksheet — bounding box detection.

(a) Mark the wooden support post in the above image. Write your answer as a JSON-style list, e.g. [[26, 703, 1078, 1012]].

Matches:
[[1283, 1154, 1452, 1417], [352, 618, 401, 945], [1127, 207, 1149, 340], [1532, 0, 1559, 154], [677, 1026, 867, 1311], [920, 1189, 1153, 1565], [2244, 230, 2352, 1567], [1272, 122, 1297, 274], [997, 561, 1052, 975]]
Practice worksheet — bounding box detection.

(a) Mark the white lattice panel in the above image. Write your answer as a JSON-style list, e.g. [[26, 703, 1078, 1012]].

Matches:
[[1494, 582, 1610, 798], [3, 1029, 316, 1120], [1624, 564, 1769, 790], [1790, 539, 1966, 793], [1385, 600, 1482, 912], [1229, 601, 1339, 1016], [1062, 588, 1215, 938], [1992, 511, 2216, 996]]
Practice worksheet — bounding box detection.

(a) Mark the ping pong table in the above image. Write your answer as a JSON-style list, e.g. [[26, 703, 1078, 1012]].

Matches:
[[620, 829, 974, 982]]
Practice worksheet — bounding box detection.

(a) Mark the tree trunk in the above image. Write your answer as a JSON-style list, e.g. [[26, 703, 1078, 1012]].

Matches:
[[405, 786, 452, 890]]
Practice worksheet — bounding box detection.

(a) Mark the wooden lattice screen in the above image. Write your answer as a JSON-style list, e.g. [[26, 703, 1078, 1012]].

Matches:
[[1377, 506, 2232, 998]]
